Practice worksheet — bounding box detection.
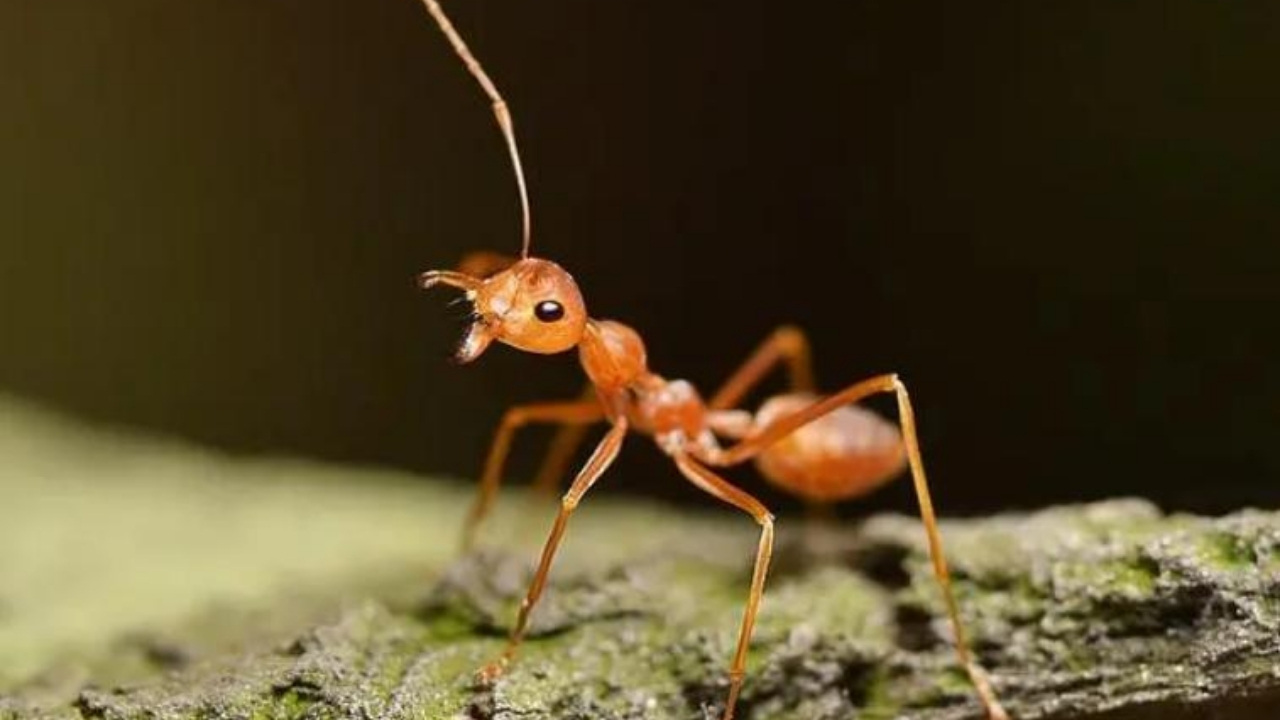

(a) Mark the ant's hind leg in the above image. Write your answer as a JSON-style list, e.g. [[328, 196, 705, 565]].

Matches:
[[704, 374, 1009, 720], [671, 454, 774, 720], [462, 399, 605, 551], [708, 325, 815, 410], [478, 420, 629, 681]]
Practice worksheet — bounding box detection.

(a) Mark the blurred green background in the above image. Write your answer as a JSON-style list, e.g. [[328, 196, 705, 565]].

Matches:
[[2, 1, 1277, 516]]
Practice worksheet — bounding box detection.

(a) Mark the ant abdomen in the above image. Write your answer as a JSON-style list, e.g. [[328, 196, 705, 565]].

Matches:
[[750, 393, 907, 503]]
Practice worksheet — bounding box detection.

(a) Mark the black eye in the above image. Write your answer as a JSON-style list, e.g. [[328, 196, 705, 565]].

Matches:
[[534, 300, 565, 322]]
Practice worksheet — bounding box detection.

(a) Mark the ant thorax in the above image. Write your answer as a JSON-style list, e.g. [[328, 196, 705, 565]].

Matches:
[[577, 320, 650, 391], [578, 319, 713, 450]]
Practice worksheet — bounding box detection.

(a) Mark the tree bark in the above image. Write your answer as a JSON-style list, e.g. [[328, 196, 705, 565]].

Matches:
[[1, 397, 1278, 719]]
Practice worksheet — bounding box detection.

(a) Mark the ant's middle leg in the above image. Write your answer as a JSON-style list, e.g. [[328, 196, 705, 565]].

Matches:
[[462, 398, 606, 551]]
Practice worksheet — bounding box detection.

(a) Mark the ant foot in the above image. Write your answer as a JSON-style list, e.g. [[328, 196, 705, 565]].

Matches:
[[476, 657, 509, 684]]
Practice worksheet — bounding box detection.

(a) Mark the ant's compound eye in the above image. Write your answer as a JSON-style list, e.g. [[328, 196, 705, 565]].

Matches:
[[534, 299, 565, 322]]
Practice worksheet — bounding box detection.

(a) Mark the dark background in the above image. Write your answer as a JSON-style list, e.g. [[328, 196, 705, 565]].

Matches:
[[2, 1, 1277, 517]]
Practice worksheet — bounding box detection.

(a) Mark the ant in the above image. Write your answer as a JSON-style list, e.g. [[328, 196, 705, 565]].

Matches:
[[413, 2, 1007, 718]]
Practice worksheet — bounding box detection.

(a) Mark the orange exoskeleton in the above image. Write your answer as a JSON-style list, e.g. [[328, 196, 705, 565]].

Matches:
[[412, 2, 1008, 718]]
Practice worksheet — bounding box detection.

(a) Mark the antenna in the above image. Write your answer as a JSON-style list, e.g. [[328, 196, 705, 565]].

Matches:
[[420, 0, 532, 258]]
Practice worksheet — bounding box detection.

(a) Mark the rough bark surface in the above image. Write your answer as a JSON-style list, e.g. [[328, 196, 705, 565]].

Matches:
[[2, 396, 1278, 720]]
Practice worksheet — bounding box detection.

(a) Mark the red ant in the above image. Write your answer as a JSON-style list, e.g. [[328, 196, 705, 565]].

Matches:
[[413, 2, 1007, 718]]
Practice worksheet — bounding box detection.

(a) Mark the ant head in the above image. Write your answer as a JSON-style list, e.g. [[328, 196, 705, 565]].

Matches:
[[420, 257, 587, 363], [418, 4, 588, 361]]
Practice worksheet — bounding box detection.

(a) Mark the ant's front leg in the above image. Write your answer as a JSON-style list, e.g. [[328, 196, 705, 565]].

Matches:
[[478, 418, 629, 681], [462, 398, 606, 551]]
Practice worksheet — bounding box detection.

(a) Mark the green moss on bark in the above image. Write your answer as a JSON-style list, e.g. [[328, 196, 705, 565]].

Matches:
[[2, 397, 1280, 719]]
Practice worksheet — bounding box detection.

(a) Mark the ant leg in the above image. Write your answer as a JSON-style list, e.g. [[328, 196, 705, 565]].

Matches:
[[707, 324, 836, 533], [461, 399, 606, 551], [478, 419, 629, 681], [709, 374, 898, 466], [529, 384, 597, 495], [708, 325, 815, 410], [703, 374, 1008, 720], [671, 454, 774, 720], [529, 422, 591, 494]]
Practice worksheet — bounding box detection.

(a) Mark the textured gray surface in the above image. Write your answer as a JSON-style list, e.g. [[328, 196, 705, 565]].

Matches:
[[2, 397, 1278, 719]]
